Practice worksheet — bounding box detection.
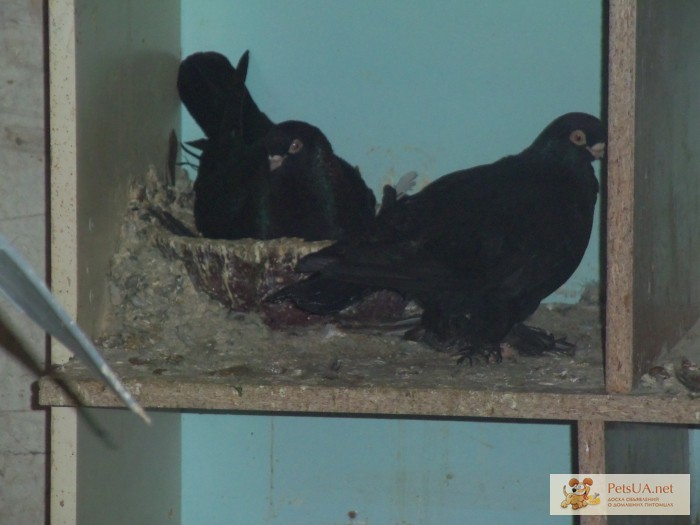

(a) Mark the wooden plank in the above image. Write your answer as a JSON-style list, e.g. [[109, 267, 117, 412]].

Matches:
[[37, 376, 700, 425], [48, 2, 181, 524], [48, 3, 81, 523], [606, 0, 636, 393], [605, 422, 688, 525], [49, 0, 80, 367], [631, 0, 700, 385], [51, 0, 181, 340], [578, 420, 606, 473], [631, 0, 700, 379], [50, 407, 78, 525], [608, 0, 700, 392], [578, 420, 607, 525]]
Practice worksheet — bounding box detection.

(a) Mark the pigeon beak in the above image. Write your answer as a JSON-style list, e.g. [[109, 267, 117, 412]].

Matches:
[[587, 143, 606, 160], [268, 154, 284, 171]]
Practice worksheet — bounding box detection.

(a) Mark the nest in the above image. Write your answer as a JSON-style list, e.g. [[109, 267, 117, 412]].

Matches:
[[85, 167, 606, 391], [135, 168, 409, 329]]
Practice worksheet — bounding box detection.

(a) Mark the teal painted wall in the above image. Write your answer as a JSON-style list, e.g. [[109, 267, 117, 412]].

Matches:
[[180, 2, 602, 523], [182, 415, 574, 524], [181, 0, 604, 302]]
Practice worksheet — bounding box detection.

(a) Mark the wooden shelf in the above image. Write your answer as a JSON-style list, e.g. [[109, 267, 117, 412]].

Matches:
[[42, 2, 700, 523], [38, 375, 700, 425]]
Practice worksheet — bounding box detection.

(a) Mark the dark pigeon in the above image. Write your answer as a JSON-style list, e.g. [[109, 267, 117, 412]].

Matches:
[[263, 120, 376, 241], [191, 135, 272, 240], [268, 112, 606, 360], [177, 50, 272, 146], [177, 51, 376, 241], [177, 51, 275, 239]]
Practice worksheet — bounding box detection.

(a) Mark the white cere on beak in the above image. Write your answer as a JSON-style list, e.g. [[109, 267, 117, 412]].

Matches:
[[268, 155, 284, 171], [587, 143, 606, 160]]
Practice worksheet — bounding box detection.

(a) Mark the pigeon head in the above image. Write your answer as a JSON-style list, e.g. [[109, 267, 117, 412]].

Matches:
[[530, 112, 606, 164], [265, 120, 333, 173]]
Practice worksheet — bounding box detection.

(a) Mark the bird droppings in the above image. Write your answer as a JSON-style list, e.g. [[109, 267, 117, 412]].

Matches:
[[54, 169, 609, 396]]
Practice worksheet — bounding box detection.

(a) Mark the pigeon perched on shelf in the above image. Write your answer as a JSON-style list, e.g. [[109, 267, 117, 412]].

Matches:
[[268, 112, 606, 361], [263, 120, 376, 241], [190, 133, 272, 240], [177, 51, 376, 241], [178, 50, 273, 239], [177, 50, 272, 147]]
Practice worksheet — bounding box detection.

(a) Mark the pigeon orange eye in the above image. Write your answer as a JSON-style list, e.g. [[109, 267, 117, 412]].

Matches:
[[569, 130, 587, 146], [288, 139, 304, 154]]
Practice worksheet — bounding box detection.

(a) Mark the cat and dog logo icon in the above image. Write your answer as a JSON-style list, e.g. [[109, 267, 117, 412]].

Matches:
[[561, 477, 601, 510]]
